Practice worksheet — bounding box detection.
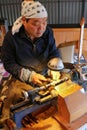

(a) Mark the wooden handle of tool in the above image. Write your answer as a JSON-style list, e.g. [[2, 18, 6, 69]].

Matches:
[[80, 17, 85, 26], [78, 17, 85, 62]]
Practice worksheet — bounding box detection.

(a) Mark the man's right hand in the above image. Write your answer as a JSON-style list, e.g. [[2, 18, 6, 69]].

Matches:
[[20, 68, 47, 86], [30, 71, 47, 85]]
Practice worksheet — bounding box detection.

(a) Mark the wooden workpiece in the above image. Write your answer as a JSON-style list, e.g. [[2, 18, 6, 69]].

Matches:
[[54, 80, 87, 130]]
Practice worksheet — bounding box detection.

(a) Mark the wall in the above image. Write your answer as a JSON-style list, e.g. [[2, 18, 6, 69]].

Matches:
[[53, 28, 87, 51], [0, 1, 87, 27]]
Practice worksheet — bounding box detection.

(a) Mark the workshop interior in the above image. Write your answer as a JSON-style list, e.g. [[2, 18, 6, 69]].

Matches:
[[0, 0, 87, 130]]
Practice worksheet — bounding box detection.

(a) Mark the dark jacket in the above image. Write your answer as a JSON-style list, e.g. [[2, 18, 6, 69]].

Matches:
[[1, 26, 60, 79]]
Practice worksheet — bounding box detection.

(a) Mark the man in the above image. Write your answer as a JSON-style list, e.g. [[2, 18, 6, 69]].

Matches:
[[1, 0, 62, 85], [0, 0, 63, 128]]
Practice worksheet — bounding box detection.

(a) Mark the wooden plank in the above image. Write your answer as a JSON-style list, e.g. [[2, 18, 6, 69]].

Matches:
[[53, 28, 87, 47]]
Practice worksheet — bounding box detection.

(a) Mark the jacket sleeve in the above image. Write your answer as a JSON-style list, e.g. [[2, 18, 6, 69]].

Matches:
[[1, 32, 22, 79]]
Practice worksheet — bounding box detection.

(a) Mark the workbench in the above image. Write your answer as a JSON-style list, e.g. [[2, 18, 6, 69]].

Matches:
[[0, 49, 87, 130]]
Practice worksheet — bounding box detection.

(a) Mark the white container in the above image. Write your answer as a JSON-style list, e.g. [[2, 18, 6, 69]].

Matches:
[[59, 45, 75, 63]]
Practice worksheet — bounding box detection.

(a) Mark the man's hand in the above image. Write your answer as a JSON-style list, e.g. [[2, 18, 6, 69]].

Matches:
[[30, 71, 47, 85], [20, 68, 47, 85]]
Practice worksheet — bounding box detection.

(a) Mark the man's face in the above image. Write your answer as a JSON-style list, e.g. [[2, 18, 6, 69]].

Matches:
[[22, 17, 47, 40]]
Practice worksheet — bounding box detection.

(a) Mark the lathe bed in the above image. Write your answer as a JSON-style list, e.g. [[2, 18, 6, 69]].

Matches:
[[9, 77, 68, 129], [11, 96, 57, 128]]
